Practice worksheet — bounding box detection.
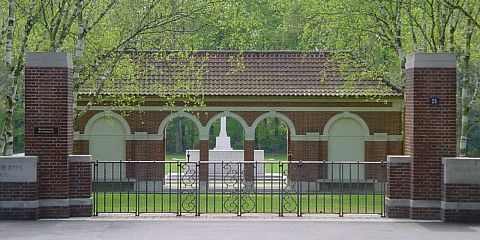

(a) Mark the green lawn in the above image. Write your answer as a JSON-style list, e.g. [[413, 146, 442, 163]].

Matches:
[[264, 154, 287, 173], [93, 193, 384, 215]]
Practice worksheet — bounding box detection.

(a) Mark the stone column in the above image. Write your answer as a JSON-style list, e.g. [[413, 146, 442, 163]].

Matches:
[[24, 52, 74, 218], [405, 53, 457, 219]]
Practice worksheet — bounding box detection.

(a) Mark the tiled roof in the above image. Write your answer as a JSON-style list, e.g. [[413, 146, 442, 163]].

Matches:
[[79, 50, 403, 97]]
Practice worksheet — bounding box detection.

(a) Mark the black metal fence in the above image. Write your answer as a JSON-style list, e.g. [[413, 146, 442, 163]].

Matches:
[[92, 160, 386, 217]]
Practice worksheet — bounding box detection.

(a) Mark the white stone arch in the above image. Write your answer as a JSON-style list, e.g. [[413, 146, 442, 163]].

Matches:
[[324, 111, 369, 180], [322, 111, 370, 137], [205, 111, 249, 134], [158, 111, 203, 140], [84, 111, 131, 136], [250, 111, 297, 137], [85, 111, 129, 181]]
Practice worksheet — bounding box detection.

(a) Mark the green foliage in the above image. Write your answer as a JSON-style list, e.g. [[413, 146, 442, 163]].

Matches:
[[2, 0, 480, 155], [165, 117, 199, 154], [255, 117, 287, 155]]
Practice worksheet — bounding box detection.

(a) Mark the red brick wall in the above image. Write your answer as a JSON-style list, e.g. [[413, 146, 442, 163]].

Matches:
[[387, 141, 403, 155], [405, 67, 457, 219], [69, 162, 91, 217], [199, 140, 209, 181], [0, 182, 37, 201], [365, 141, 387, 179], [442, 184, 480, 202], [386, 161, 411, 218], [25, 64, 73, 218], [244, 140, 255, 181], [73, 140, 89, 155], [281, 111, 402, 135], [74, 101, 403, 185], [387, 163, 411, 199], [125, 140, 165, 181]]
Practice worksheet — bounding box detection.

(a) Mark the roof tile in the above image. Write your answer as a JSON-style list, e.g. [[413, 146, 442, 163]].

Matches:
[[79, 50, 402, 97]]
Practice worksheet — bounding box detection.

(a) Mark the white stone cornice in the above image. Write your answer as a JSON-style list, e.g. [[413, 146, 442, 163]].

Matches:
[[290, 134, 403, 142]]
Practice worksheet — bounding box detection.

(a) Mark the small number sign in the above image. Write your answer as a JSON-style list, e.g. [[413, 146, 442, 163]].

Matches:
[[429, 97, 440, 105]]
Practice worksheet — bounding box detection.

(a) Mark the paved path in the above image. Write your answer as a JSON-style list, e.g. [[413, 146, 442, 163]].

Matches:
[[1, 215, 479, 240]]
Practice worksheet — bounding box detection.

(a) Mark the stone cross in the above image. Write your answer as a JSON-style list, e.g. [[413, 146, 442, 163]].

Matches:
[[214, 117, 233, 150]]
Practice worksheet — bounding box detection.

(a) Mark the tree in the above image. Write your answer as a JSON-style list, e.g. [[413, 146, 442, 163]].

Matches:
[[1, 0, 40, 155], [0, 0, 221, 155], [290, 0, 480, 156]]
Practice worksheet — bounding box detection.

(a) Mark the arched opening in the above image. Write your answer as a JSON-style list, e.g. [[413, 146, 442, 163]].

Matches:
[[87, 114, 129, 181], [255, 117, 288, 159], [254, 117, 289, 174], [164, 117, 200, 161], [327, 116, 366, 180]]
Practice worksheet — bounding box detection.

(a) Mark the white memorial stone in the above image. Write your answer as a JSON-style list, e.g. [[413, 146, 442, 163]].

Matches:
[[214, 117, 232, 150], [0, 156, 38, 182], [186, 116, 265, 178], [187, 150, 265, 177]]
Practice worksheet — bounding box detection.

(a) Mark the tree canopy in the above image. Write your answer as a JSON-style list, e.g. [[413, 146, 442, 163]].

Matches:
[[1, 0, 480, 156]]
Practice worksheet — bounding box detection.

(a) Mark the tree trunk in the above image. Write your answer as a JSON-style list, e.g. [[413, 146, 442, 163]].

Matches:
[[1, 0, 39, 155], [175, 119, 183, 154], [73, 0, 85, 123], [459, 18, 473, 157], [274, 118, 279, 154], [1, 0, 15, 155]]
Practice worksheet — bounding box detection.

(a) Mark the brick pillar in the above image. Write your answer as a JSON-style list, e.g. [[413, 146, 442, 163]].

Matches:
[[386, 156, 411, 218], [25, 52, 73, 218], [405, 53, 457, 220], [68, 155, 91, 217], [244, 140, 255, 181], [199, 140, 209, 181]]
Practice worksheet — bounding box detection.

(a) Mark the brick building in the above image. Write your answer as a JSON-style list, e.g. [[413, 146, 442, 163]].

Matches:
[[3, 51, 478, 221], [73, 50, 404, 181]]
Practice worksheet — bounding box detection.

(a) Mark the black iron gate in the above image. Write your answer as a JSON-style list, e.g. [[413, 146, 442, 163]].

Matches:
[[92, 160, 386, 217]]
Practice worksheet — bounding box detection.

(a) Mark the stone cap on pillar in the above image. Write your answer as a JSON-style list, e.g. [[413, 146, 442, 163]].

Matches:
[[26, 52, 73, 69], [443, 157, 480, 184], [406, 53, 456, 69], [68, 155, 92, 163], [387, 155, 412, 164]]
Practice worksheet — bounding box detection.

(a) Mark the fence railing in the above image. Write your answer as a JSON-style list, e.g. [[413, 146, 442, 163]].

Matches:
[[92, 160, 386, 217]]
